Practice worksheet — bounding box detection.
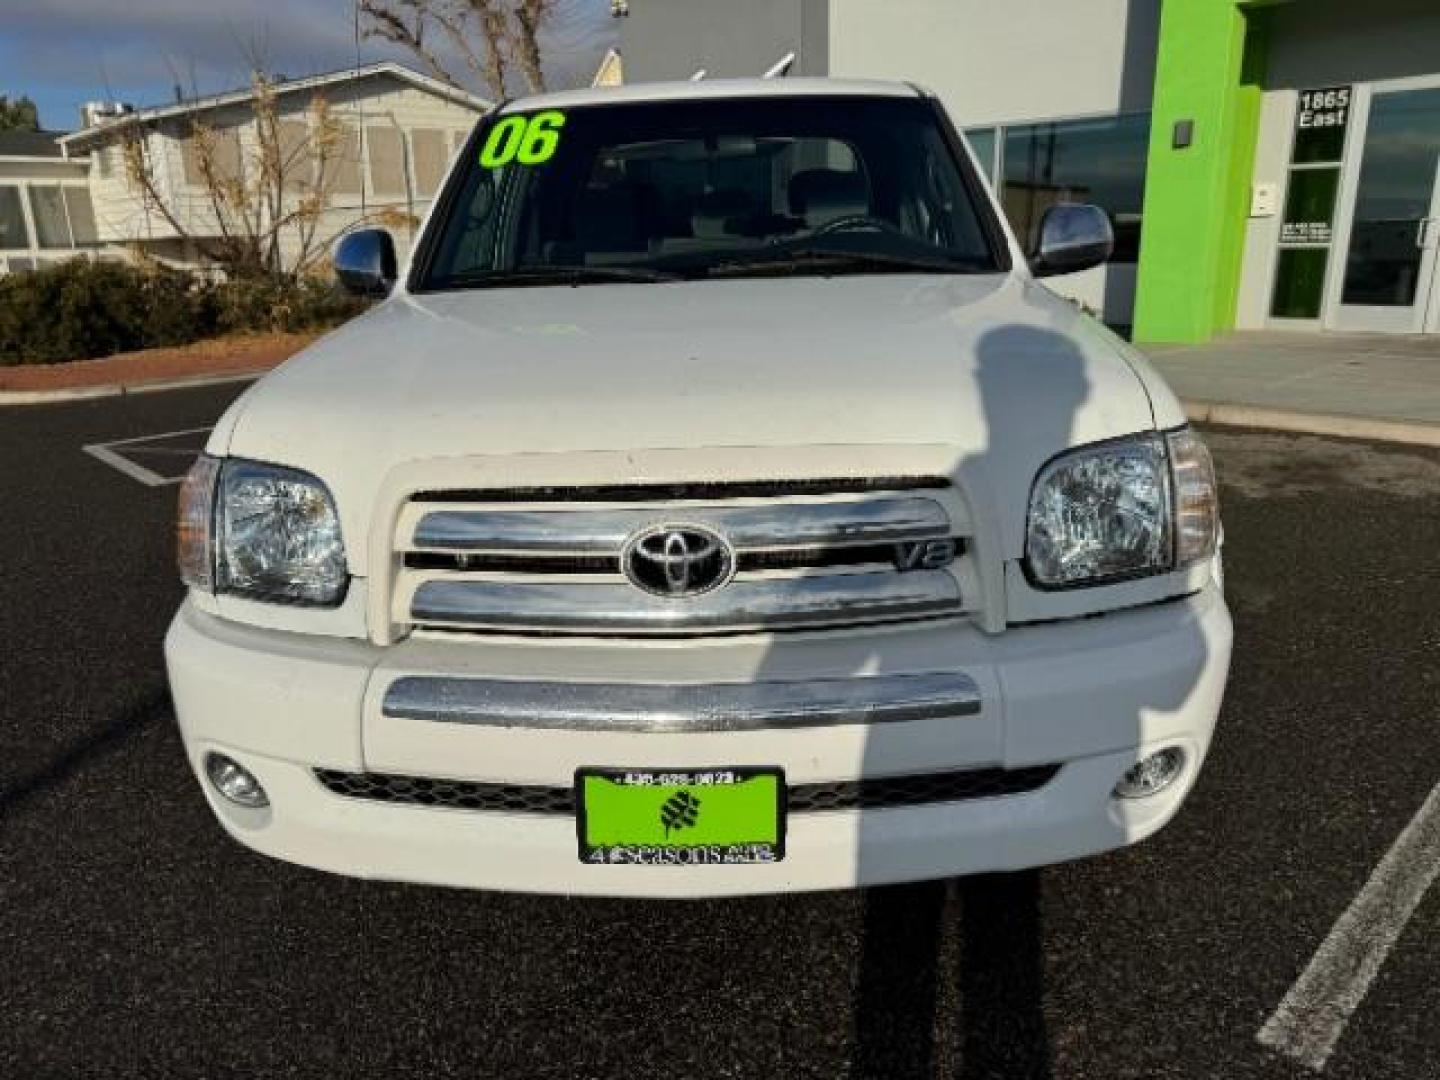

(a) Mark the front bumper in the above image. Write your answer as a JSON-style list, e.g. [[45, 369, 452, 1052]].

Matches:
[[165, 585, 1232, 897]]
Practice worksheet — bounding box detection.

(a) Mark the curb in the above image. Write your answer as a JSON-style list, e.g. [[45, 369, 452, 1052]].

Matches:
[[1184, 399, 1440, 448], [0, 368, 267, 405]]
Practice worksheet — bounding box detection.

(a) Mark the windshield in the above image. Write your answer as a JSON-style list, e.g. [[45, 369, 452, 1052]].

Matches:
[[416, 95, 1005, 290]]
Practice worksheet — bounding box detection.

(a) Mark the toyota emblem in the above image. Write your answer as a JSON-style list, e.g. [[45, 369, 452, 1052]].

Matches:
[[622, 524, 735, 597]]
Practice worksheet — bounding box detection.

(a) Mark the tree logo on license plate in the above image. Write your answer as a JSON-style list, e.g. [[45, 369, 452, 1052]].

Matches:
[[659, 790, 701, 838]]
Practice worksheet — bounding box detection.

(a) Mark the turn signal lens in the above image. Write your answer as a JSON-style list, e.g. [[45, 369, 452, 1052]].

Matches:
[[1166, 428, 1219, 566], [177, 455, 221, 592]]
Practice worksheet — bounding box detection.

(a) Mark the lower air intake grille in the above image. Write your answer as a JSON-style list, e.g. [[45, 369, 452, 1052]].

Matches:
[[313, 764, 1060, 815], [313, 769, 574, 814], [786, 764, 1060, 812]]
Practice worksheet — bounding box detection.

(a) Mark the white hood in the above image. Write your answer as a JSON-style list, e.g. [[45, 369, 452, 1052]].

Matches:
[[217, 273, 1158, 572]]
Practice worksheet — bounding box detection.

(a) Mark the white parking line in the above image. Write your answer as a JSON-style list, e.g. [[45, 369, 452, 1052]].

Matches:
[[83, 426, 213, 487], [1257, 778, 1440, 1071]]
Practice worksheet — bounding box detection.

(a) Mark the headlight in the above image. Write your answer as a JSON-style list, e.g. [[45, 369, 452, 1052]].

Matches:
[[1025, 428, 1218, 588], [176, 455, 348, 606]]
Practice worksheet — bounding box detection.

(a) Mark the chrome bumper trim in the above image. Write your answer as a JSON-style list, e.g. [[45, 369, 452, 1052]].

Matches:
[[412, 497, 951, 554], [410, 571, 962, 634], [381, 672, 982, 732]]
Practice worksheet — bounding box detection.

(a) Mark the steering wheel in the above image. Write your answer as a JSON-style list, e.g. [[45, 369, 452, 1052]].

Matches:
[[811, 214, 907, 238]]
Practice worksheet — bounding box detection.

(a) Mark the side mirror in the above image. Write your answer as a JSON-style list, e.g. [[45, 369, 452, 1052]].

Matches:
[[1030, 204, 1113, 278], [334, 229, 397, 297]]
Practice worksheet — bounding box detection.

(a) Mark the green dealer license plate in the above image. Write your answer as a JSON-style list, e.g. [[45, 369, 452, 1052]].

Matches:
[[576, 768, 786, 866]]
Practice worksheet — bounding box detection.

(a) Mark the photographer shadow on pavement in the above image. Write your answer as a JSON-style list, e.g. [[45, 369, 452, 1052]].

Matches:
[[749, 316, 1214, 1078]]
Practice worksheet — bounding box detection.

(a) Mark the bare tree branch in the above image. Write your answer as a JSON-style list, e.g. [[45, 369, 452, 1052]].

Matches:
[[510, 0, 554, 93], [358, 0, 463, 89], [358, 0, 557, 98]]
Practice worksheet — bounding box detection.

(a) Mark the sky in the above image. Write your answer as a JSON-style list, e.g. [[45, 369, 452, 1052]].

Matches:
[[0, 0, 618, 132]]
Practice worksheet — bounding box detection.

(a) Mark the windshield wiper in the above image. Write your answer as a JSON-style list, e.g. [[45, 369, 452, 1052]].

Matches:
[[700, 248, 986, 278], [436, 265, 682, 289]]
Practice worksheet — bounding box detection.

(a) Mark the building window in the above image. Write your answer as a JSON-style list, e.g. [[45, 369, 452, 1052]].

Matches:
[[368, 126, 408, 199], [182, 126, 244, 187], [278, 119, 313, 194], [412, 128, 448, 197], [963, 127, 998, 184], [317, 124, 362, 198], [64, 188, 99, 246], [29, 186, 71, 248], [17, 185, 99, 249], [1000, 113, 1151, 263], [0, 185, 29, 249]]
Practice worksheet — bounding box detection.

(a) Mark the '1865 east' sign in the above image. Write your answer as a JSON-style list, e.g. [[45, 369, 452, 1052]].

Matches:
[[1297, 86, 1351, 132]]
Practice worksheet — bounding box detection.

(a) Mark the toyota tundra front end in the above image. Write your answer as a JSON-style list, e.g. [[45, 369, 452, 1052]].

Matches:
[[164, 78, 1232, 896]]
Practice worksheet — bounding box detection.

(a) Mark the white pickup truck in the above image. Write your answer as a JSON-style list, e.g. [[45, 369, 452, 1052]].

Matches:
[[166, 78, 1232, 897]]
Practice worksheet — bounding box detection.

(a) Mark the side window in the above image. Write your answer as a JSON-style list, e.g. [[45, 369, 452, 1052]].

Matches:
[[893, 126, 976, 251], [438, 168, 503, 272]]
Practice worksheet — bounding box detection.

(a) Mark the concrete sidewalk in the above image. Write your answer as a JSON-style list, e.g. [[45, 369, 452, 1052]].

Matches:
[[1141, 332, 1440, 444]]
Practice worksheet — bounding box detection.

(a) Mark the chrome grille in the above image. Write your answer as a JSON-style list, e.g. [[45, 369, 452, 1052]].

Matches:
[[412, 497, 951, 553], [394, 480, 970, 637]]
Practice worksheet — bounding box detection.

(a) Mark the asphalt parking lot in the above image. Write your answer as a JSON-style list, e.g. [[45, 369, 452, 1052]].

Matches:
[[2, 383, 1438, 1080]]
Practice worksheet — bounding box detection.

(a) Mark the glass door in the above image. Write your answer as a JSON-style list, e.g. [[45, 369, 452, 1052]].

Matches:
[[1327, 80, 1440, 333]]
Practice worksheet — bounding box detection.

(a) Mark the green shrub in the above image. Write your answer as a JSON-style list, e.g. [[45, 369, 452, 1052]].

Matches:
[[0, 259, 217, 364], [214, 276, 369, 336], [0, 259, 369, 365]]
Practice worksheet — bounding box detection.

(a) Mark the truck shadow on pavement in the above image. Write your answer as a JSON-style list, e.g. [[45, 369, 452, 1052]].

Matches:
[[0, 684, 169, 815]]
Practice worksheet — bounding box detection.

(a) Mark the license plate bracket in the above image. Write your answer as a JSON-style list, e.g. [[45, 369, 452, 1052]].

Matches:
[[575, 767, 786, 866]]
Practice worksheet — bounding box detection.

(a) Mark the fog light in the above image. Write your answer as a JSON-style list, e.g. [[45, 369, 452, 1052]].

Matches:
[[1113, 747, 1185, 799], [205, 753, 269, 808]]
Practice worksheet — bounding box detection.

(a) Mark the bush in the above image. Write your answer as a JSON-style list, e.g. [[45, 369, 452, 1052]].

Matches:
[[0, 259, 369, 366], [214, 276, 370, 336], [0, 259, 216, 364]]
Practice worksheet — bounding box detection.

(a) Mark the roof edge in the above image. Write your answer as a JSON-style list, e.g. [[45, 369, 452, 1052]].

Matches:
[[60, 61, 492, 148]]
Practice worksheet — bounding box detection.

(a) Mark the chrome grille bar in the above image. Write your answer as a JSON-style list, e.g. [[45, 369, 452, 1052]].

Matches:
[[381, 672, 981, 732], [412, 497, 950, 554], [409, 571, 962, 634]]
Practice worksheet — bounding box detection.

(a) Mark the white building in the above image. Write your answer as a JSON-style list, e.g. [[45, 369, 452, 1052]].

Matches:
[[14, 62, 490, 277], [615, 0, 1440, 343], [0, 130, 101, 275]]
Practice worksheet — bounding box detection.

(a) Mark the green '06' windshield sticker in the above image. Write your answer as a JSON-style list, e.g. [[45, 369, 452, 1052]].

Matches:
[[479, 110, 566, 168]]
